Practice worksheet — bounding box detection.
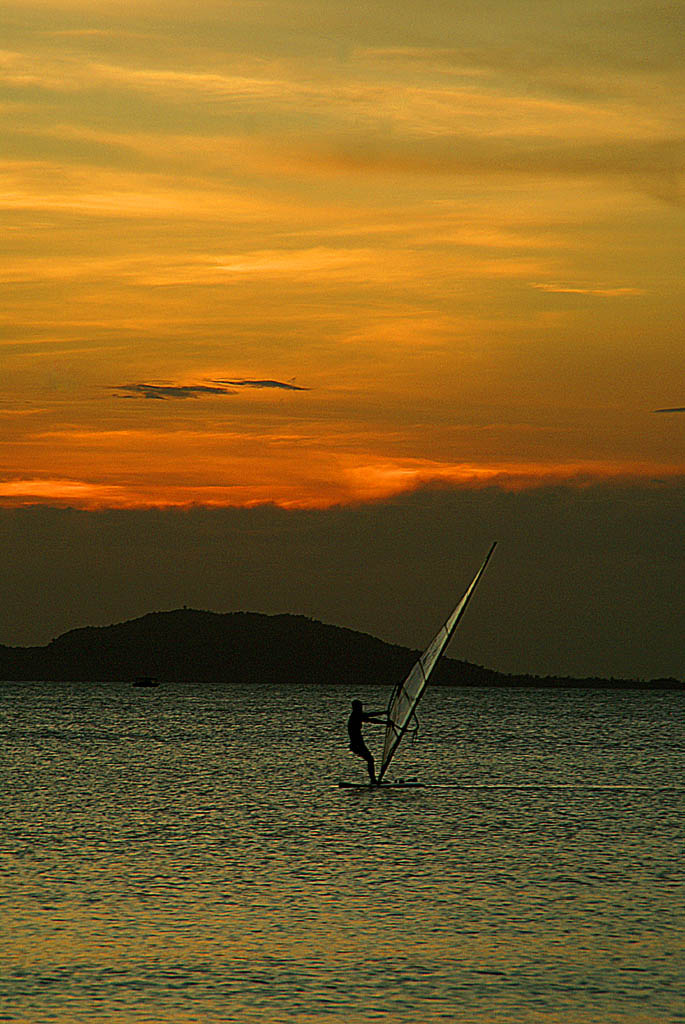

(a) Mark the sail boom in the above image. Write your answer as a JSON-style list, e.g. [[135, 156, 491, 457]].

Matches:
[[377, 542, 496, 783]]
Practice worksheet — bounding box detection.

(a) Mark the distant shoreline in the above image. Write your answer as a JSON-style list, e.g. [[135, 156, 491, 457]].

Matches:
[[0, 609, 681, 690], [1, 680, 682, 691]]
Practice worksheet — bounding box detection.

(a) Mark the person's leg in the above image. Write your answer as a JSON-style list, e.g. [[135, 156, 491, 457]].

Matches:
[[362, 746, 377, 785], [351, 742, 377, 784]]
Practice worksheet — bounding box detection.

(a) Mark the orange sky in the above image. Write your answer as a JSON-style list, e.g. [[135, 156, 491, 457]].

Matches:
[[2, 0, 683, 509]]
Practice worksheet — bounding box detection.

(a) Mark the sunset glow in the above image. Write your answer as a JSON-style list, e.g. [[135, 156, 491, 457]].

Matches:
[[2, 0, 683, 509]]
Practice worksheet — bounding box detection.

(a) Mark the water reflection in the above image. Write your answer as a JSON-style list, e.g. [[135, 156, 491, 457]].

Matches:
[[1, 682, 683, 1022]]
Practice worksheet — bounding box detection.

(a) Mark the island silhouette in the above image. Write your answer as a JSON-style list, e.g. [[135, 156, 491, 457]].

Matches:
[[0, 609, 681, 688]]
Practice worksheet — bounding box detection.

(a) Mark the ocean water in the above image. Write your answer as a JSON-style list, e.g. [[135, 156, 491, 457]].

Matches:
[[1, 681, 683, 1024]]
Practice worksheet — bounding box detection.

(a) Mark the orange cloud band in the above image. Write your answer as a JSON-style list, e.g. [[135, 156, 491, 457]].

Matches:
[[1, 459, 682, 510]]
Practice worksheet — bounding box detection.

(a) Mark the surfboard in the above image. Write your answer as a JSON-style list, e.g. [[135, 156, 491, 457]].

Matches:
[[338, 779, 425, 789]]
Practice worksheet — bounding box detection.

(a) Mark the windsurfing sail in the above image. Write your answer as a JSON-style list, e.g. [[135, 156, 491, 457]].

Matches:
[[377, 542, 497, 783]]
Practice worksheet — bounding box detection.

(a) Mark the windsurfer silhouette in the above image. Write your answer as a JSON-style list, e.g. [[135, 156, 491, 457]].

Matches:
[[347, 699, 387, 785]]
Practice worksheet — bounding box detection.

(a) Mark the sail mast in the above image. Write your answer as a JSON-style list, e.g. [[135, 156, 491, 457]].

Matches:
[[377, 542, 496, 783]]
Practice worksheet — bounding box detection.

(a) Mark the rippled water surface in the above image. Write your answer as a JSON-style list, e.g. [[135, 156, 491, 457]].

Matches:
[[1, 681, 683, 1023]]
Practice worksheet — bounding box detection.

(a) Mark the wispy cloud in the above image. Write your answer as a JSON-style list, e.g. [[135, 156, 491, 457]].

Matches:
[[212, 378, 308, 391], [113, 379, 307, 399], [1, 458, 682, 512], [215, 248, 375, 277], [0, 476, 126, 504], [531, 283, 645, 297], [654, 407, 685, 413], [113, 383, 236, 400], [0, 161, 279, 219]]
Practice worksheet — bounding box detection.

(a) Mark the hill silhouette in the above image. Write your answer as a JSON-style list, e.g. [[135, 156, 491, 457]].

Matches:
[[0, 609, 681, 688]]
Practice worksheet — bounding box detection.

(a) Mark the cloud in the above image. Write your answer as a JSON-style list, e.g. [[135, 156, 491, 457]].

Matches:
[[212, 378, 308, 391], [113, 383, 237, 400], [0, 477, 125, 503], [0, 161, 277, 220], [301, 135, 684, 199], [113, 379, 308, 399], [654, 407, 685, 413], [215, 248, 375, 277], [531, 283, 645, 297]]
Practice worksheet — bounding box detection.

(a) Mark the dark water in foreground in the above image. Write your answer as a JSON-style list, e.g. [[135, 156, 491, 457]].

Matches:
[[1, 682, 683, 1024]]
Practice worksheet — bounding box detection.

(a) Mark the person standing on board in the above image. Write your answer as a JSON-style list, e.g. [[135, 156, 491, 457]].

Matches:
[[347, 699, 387, 785]]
